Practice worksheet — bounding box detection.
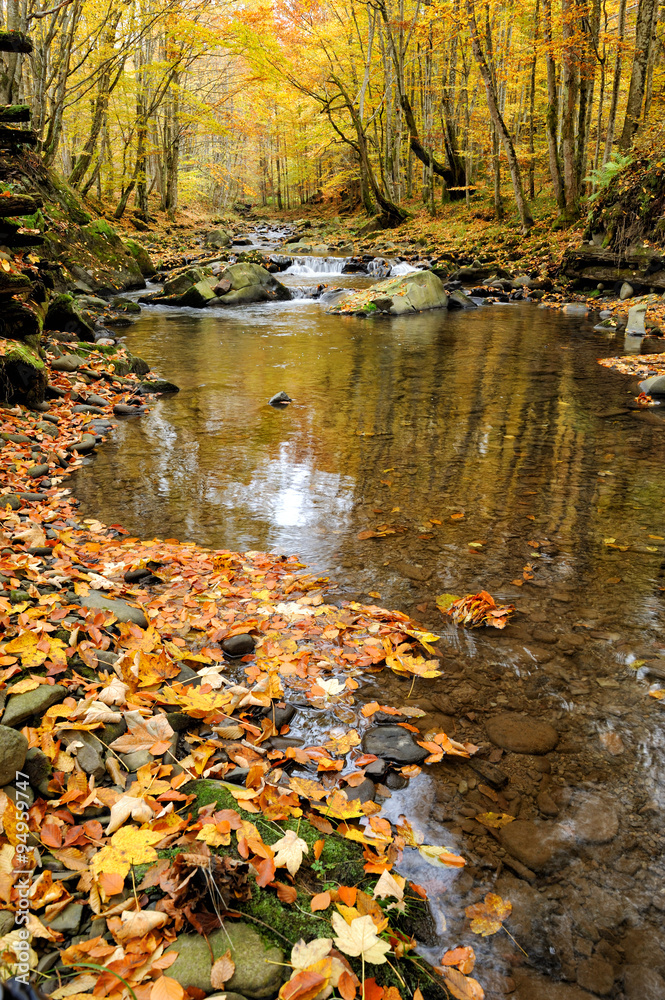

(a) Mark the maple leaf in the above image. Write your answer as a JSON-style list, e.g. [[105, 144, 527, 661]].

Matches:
[[109, 711, 174, 754], [418, 845, 466, 868], [465, 893, 512, 936], [92, 826, 162, 879], [372, 870, 405, 910], [272, 829, 309, 875], [331, 913, 390, 965], [441, 947, 476, 975], [474, 812, 514, 829], [211, 950, 235, 988]]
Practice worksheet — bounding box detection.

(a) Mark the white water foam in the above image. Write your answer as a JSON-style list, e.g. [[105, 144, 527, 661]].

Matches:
[[285, 256, 348, 275]]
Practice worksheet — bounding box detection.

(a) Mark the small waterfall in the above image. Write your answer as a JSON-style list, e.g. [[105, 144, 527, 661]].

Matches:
[[285, 256, 349, 275], [390, 261, 419, 276]]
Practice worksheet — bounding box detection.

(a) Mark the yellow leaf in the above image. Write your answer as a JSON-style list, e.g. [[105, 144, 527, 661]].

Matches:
[[474, 812, 515, 829], [92, 827, 162, 880]]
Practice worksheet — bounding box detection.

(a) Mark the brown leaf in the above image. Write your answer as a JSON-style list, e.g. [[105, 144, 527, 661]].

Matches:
[[465, 893, 512, 936], [440, 968, 484, 1000], [274, 882, 298, 904], [279, 970, 328, 1000], [210, 950, 235, 989], [311, 891, 331, 912]]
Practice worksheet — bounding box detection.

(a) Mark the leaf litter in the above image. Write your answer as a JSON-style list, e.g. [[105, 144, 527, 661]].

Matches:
[[0, 345, 517, 999]]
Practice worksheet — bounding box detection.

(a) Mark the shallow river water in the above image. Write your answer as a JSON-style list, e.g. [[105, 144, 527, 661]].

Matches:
[[72, 259, 665, 999]]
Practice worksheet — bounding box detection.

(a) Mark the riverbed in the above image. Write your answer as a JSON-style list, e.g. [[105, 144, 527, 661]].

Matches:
[[72, 254, 665, 998]]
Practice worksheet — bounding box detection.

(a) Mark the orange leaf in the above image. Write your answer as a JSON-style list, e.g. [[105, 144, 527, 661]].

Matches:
[[362, 979, 384, 1000], [150, 977, 184, 1000], [279, 970, 327, 1000], [274, 882, 298, 904], [313, 839, 324, 860], [311, 891, 331, 912], [337, 885, 357, 907], [338, 971, 357, 1000], [441, 947, 476, 975], [465, 893, 512, 936], [440, 968, 484, 1000], [98, 872, 125, 897]]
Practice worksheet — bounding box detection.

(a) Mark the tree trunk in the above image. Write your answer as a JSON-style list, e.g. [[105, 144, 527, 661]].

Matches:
[[603, 0, 626, 161], [618, 0, 658, 149], [466, 0, 533, 231], [561, 0, 580, 217], [541, 0, 565, 209]]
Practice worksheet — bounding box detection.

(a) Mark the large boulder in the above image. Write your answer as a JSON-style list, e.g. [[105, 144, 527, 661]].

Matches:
[[213, 263, 291, 305], [45, 293, 95, 341], [166, 923, 285, 996], [124, 238, 157, 277], [162, 267, 210, 297], [639, 373, 665, 396], [205, 229, 232, 248], [0, 339, 47, 407], [326, 270, 448, 316]]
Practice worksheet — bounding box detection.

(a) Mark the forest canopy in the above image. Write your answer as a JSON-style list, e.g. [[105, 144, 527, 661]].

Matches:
[[0, 0, 662, 227]]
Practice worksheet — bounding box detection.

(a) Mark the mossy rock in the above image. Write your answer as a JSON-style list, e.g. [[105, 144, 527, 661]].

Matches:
[[45, 293, 95, 341], [0, 338, 46, 406], [124, 238, 157, 277]]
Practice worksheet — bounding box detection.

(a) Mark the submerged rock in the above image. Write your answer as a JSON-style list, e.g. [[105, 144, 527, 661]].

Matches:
[[362, 725, 428, 764], [485, 712, 559, 754], [326, 270, 448, 316], [268, 391, 292, 406]]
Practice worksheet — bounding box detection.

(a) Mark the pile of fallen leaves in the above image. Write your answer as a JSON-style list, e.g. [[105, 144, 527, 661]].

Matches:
[[598, 352, 665, 380], [0, 344, 515, 1000], [435, 593, 515, 630]]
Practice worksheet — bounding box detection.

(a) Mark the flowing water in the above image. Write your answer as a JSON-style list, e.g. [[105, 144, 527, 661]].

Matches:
[[73, 252, 665, 998]]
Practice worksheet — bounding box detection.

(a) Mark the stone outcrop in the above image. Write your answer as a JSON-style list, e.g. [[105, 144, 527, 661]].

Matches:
[[326, 269, 448, 316]]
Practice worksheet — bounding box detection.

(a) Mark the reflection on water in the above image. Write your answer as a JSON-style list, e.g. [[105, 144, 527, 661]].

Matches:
[[73, 298, 665, 639]]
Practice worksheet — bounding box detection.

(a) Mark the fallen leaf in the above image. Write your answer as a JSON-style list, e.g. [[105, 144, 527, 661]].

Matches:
[[440, 967, 484, 1000], [210, 950, 235, 989], [272, 828, 309, 875], [150, 977, 184, 1000], [331, 913, 390, 964], [311, 891, 332, 912], [465, 893, 512, 936]]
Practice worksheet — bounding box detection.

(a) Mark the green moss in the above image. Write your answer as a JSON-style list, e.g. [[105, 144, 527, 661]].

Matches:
[[0, 339, 45, 370], [87, 219, 118, 239]]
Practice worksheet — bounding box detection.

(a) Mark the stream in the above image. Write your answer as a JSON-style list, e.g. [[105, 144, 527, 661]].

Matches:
[[72, 243, 665, 999]]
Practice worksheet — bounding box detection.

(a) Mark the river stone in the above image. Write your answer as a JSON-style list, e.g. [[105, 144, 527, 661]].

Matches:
[[207, 994, 248, 1000], [576, 957, 614, 996], [81, 592, 148, 627], [178, 279, 217, 308], [623, 966, 665, 1000], [67, 434, 97, 453], [2, 685, 67, 728], [44, 902, 83, 934], [205, 229, 231, 248], [222, 634, 256, 657], [362, 725, 428, 764], [51, 354, 82, 372], [214, 263, 291, 305], [327, 270, 448, 317], [0, 726, 28, 785], [166, 923, 285, 996], [638, 373, 665, 396], [619, 281, 634, 300], [626, 301, 648, 335], [344, 777, 376, 803], [499, 819, 568, 872], [486, 712, 559, 754], [513, 971, 602, 1000], [162, 267, 207, 296], [571, 795, 619, 844], [139, 378, 179, 394], [24, 747, 52, 788], [59, 730, 105, 780], [121, 750, 153, 770]]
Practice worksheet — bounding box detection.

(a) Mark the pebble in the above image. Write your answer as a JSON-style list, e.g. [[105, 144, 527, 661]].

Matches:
[[362, 725, 428, 764], [222, 633, 256, 657], [572, 795, 619, 844], [486, 712, 559, 754], [344, 777, 376, 803], [499, 819, 567, 872], [0, 726, 28, 785]]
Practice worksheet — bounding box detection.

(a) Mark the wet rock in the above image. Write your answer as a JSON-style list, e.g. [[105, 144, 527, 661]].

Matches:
[[327, 270, 447, 316], [638, 373, 665, 396], [2, 684, 67, 728], [121, 750, 153, 771], [0, 726, 28, 785], [384, 770, 408, 790], [81, 592, 148, 627], [166, 924, 285, 995], [344, 778, 376, 803], [362, 725, 427, 764], [23, 747, 52, 789], [51, 354, 82, 372], [486, 712, 559, 754], [67, 434, 97, 453], [571, 795, 619, 844], [139, 378, 179, 394], [222, 634, 256, 657], [268, 391, 292, 406], [500, 819, 568, 872], [44, 902, 84, 934], [619, 282, 634, 300], [513, 971, 602, 1000], [113, 403, 142, 415], [621, 927, 665, 968], [60, 730, 105, 780], [576, 957, 614, 996], [448, 289, 477, 309], [214, 263, 291, 305], [364, 758, 389, 779], [27, 464, 49, 478], [468, 758, 508, 788], [623, 966, 665, 1000], [205, 229, 231, 248]]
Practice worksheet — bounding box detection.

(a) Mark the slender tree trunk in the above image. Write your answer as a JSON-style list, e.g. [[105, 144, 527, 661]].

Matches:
[[619, 0, 658, 149], [466, 0, 533, 231], [604, 0, 626, 161], [542, 0, 565, 209], [528, 0, 539, 200], [561, 0, 580, 216]]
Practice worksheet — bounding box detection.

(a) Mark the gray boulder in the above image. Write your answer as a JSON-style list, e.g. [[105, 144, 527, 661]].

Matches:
[[178, 279, 217, 308], [639, 374, 665, 396], [0, 726, 28, 785], [205, 229, 232, 248], [166, 923, 285, 996], [327, 270, 448, 317], [213, 263, 291, 305], [2, 685, 67, 729], [162, 267, 209, 297], [80, 592, 148, 627]]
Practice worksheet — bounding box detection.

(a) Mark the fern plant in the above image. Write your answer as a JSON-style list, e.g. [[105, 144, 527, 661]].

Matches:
[[585, 153, 633, 202]]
